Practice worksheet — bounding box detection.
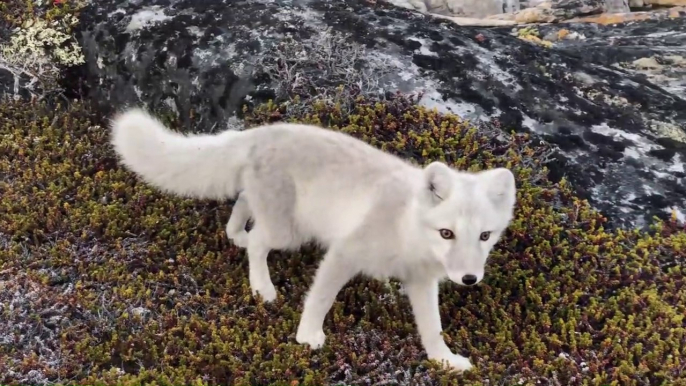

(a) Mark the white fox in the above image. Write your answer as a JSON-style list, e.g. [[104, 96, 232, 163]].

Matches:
[[110, 108, 517, 372]]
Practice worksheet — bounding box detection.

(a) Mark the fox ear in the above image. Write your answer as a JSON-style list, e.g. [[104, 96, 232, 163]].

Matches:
[[478, 168, 516, 211], [423, 162, 453, 204]]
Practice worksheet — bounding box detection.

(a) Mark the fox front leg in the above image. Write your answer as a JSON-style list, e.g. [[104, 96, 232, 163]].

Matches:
[[404, 278, 473, 372]]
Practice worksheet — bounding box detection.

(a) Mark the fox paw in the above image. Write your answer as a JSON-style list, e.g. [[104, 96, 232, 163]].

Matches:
[[430, 353, 473, 372], [250, 280, 277, 303], [295, 325, 326, 349]]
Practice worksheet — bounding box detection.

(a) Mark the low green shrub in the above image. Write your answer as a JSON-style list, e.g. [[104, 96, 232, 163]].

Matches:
[[0, 95, 684, 385]]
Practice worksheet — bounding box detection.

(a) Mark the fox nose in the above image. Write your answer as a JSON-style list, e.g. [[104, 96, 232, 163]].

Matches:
[[462, 274, 477, 286]]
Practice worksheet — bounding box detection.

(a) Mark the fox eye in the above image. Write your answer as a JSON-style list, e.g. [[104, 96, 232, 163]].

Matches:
[[439, 229, 454, 239], [479, 231, 491, 241]]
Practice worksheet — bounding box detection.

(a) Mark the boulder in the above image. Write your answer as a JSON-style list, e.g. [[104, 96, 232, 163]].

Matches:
[[385, 0, 630, 19], [41, 0, 686, 228], [487, 0, 623, 24], [605, 0, 631, 12], [645, 0, 686, 5], [384, 0, 516, 17]]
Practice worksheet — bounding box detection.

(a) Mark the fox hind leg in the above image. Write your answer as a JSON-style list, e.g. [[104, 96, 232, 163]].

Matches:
[[243, 171, 301, 250], [226, 192, 252, 249], [224, 192, 277, 302], [240, 171, 301, 303], [245, 223, 278, 302]]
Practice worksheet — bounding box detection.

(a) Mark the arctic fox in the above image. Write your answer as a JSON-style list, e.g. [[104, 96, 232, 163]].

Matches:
[[109, 108, 517, 372]]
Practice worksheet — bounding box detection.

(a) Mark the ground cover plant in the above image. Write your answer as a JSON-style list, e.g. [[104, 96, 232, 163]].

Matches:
[[1, 93, 685, 385]]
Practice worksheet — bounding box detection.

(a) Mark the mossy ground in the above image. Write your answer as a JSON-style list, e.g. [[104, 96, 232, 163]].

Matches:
[[1, 94, 685, 386]]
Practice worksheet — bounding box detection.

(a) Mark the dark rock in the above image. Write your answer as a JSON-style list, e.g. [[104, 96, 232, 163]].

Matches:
[[0, 69, 35, 102], [65, 0, 686, 229], [548, 0, 607, 18], [0, 69, 17, 99]]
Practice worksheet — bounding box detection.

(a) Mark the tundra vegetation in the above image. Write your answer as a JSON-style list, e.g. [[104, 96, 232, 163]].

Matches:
[[0, 0, 684, 385]]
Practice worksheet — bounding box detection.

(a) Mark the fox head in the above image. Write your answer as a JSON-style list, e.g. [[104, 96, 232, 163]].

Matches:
[[418, 162, 516, 286]]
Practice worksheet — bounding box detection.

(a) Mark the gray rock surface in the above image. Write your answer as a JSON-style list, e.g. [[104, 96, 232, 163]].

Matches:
[[44, 0, 686, 228], [605, 0, 631, 12], [378, 0, 626, 18]]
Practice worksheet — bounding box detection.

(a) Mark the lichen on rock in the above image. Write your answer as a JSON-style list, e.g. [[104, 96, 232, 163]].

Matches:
[[2, 16, 85, 66], [0, 0, 86, 99]]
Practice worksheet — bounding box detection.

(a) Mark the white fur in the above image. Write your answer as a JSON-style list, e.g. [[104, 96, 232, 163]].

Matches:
[[110, 108, 518, 372]]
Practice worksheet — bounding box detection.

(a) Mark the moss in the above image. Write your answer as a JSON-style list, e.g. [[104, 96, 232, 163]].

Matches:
[[1, 94, 685, 385], [516, 27, 553, 48]]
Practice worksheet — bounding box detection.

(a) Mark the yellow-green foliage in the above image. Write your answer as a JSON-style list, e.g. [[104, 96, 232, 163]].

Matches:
[[1, 96, 685, 385], [2, 16, 85, 67], [1, 0, 86, 29]]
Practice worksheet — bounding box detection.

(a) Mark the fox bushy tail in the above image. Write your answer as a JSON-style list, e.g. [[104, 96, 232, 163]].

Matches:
[[109, 108, 248, 200]]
